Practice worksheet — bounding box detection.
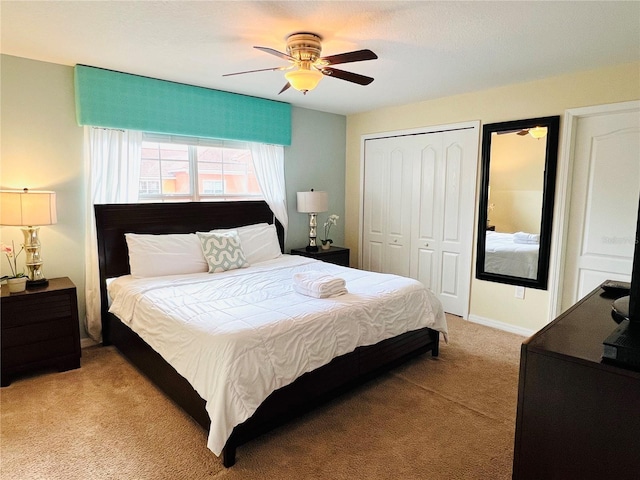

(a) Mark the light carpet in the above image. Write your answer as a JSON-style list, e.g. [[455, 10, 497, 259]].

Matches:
[[0, 315, 524, 479]]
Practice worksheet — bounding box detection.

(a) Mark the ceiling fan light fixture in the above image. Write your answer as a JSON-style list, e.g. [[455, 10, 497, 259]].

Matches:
[[529, 126, 548, 139], [224, 32, 377, 94], [284, 68, 323, 94]]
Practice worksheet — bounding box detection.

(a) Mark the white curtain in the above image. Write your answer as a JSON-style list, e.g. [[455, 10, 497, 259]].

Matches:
[[84, 127, 142, 341], [249, 143, 288, 236]]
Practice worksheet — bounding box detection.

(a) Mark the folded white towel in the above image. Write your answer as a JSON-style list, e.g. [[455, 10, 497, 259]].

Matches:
[[293, 271, 348, 298], [513, 232, 540, 244]]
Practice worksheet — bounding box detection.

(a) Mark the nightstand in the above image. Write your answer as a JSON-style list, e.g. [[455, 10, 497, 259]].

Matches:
[[1, 277, 81, 386], [290, 246, 350, 267]]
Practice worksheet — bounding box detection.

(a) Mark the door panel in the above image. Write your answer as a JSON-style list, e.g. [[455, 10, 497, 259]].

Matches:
[[412, 137, 442, 294], [367, 241, 383, 273], [363, 139, 413, 277], [418, 147, 437, 240], [385, 148, 412, 275], [363, 146, 386, 273], [417, 248, 434, 291], [388, 244, 409, 277], [443, 144, 462, 242], [562, 109, 640, 309], [388, 150, 405, 237], [437, 130, 478, 316], [364, 150, 385, 237], [440, 252, 459, 296]]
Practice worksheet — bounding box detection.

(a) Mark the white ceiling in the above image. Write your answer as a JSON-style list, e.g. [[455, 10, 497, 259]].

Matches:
[[2, 1, 639, 116]]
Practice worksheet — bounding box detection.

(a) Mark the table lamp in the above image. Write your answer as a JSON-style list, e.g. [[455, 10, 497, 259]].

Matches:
[[0, 188, 57, 287], [296, 189, 328, 252]]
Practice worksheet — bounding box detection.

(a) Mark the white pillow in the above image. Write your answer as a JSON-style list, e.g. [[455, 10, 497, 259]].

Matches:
[[125, 233, 208, 278], [196, 231, 249, 273], [210, 223, 282, 265]]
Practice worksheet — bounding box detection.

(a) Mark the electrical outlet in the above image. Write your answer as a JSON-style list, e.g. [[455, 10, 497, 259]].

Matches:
[[515, 286, 525, 299]]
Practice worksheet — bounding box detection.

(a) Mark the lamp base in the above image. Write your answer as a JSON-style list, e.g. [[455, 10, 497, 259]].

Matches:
[[306, 212, 319, 253], [27, 278, 49, 289]]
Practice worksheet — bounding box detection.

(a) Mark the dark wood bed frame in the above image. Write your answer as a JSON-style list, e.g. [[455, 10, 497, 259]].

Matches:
[[95, 201, 440, 467]]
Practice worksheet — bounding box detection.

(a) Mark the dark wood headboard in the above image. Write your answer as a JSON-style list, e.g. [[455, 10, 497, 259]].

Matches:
[[94, 201, 283, 339]]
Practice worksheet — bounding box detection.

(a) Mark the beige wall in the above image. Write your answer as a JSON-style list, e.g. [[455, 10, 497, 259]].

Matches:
[[346, 62, 640, 333], [490, 132, 546, 233]]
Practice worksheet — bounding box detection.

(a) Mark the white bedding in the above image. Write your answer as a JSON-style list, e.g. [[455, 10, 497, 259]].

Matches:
[[484, 231, 539, 279], [108, 254, 446, 456]]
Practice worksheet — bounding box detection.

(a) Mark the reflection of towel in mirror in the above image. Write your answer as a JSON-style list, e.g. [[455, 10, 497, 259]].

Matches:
[[513, 232, 540, 244], [293, 271, 348, 298]]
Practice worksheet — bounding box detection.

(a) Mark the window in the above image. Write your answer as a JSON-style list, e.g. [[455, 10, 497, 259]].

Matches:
[[139, 134, 263, 202], [202, 180, 224, 195], [139, 180, 161, 195]]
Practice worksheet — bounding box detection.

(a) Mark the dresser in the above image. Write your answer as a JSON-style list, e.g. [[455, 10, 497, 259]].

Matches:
[[513, 284, 640, 479], [290, 246, 350, 267], [1, 277, 81, 386]]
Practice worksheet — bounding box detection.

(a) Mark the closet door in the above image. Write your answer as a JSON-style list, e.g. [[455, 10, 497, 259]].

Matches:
[[362, 137, 413, 276], [362, 124, 479, 318], [410, 129, 478, 317], [408, 134, 441, 293]]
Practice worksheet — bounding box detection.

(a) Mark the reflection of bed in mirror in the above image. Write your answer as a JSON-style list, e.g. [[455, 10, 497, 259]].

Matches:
[[484, 231, 539, 279]]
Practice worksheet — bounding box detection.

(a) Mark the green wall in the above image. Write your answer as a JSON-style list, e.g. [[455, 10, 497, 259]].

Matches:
[[285, 107, 346, 251]]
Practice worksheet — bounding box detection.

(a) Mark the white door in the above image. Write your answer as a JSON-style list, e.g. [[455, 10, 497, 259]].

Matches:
[[561, 105, 640, 311], [362, 138, 413, 276], [362, 123, 479, 317]]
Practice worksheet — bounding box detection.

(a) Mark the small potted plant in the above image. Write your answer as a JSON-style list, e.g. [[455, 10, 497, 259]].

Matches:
[[1, 241, 26, 293], [321, 214, 339, 250]]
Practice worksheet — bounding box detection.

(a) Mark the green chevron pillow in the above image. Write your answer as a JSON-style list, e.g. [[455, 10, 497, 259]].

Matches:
[[197, 231, 249, 273]]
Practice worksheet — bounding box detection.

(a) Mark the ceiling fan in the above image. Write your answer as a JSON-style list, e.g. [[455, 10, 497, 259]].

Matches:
[[497, 126, 548, 139], [223, 32, 378, 95]]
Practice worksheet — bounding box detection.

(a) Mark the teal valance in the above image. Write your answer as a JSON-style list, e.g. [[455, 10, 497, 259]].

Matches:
[[74, 65, 291, 146]]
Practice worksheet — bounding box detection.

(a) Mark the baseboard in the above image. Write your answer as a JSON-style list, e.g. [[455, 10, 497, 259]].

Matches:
[[81, 337, 99, 349], [467, 314, 535, 338]]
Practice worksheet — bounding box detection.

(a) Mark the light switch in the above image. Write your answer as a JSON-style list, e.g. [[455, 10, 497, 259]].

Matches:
[[515, 286, 525, 299]]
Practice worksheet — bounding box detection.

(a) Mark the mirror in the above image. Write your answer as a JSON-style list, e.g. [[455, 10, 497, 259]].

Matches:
[[476, 116, 560, 290]]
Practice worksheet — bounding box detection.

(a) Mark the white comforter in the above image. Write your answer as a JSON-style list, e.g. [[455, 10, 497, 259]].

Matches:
[[484, 231, 539, 279], [108, 255, 446, 456]]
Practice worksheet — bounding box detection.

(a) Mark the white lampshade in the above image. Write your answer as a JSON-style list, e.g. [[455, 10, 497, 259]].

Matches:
[[0, 189, 57, 226], [297, 191, 328, 213]]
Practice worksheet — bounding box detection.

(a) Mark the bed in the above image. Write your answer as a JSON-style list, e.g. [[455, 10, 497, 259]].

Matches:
[[483, 231, 539, 279], [95, 201, 445, 467]]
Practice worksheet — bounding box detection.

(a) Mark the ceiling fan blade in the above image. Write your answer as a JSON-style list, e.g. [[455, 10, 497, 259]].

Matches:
[[278, 82, 291, 95], [222, 66, 287, 77], [320, 49, 378, 65], [498, 129, 526, 135], [517, 130, 530, 136], [254, 46, 295, 61], [321, 67, 374, 86]]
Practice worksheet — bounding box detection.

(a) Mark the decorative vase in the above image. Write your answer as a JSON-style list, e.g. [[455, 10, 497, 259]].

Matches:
[[7, 277, 27, 294], [321, 243, 331, 250]]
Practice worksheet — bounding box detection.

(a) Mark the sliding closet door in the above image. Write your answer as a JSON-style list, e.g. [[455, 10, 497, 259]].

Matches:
[[362, 124, 479, 318]]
